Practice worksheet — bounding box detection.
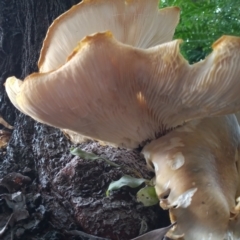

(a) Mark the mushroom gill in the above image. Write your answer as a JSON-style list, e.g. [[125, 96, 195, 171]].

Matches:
[[38, 0, 180, 73], [5, 31, 240, 148]]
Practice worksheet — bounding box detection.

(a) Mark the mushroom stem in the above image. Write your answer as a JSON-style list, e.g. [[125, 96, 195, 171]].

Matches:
[[142, 115, 240, 239]]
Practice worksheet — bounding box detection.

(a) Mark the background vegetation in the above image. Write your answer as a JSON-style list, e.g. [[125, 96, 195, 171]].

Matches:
[[160, 0, 240, 63]]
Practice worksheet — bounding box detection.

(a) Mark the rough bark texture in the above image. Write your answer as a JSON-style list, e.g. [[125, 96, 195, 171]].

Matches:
[[0, 0, 170, 239]]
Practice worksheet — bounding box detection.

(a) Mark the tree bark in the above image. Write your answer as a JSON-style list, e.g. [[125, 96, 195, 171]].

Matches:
[[0, 1, 169, 239]]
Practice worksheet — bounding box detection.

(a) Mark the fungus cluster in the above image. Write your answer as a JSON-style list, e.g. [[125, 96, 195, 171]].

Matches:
[[4, 0, 240, 239]]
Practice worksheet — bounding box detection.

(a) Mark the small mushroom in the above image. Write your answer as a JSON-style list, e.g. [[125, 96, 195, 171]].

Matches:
[[4, 0, 240, 239]]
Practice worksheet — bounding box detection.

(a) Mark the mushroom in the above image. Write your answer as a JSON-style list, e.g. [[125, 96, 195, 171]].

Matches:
[[4, 0, 240, 239]]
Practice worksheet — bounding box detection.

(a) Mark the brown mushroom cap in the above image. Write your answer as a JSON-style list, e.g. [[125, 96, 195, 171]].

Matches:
[[38, 0, 180, 73], [5, 32, 240, 148]]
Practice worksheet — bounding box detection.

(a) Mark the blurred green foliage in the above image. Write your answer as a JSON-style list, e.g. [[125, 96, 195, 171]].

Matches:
[[160, 0, 240, 63]]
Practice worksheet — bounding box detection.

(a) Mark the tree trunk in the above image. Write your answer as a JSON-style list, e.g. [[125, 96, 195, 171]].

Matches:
[[0, 0, 169, 239]]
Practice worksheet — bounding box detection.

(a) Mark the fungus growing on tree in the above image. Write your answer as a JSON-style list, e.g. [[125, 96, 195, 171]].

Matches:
[[4, 0, 240, 239]]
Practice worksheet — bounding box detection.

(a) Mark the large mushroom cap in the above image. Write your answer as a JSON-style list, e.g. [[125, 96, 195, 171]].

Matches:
[[5, 31, 240, 148]]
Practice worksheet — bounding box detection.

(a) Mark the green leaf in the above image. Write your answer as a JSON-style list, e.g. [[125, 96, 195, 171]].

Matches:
[[136, 186, 159, 207], [106, 175, 146, 196], [70, 147, 120, 167], [160, 0, 240, 63]]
